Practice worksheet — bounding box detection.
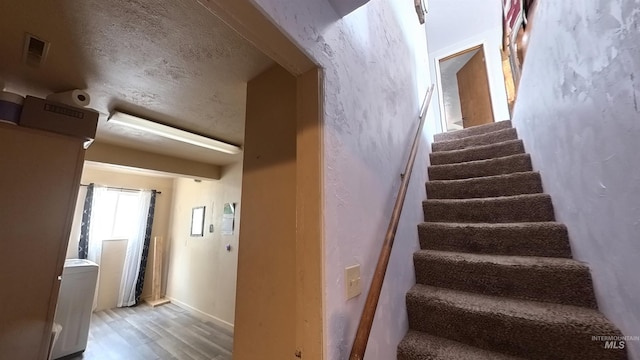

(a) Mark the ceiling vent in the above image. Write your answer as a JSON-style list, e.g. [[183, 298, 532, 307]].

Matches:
[[23, 33, 50, 67]]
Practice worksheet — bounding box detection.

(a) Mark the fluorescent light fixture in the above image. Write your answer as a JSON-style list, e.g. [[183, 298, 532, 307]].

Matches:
[[108, 111, 241, 155]]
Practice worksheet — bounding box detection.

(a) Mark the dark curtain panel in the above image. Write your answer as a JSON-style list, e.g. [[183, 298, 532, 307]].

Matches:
[[78, 183, 94, 259], [134, 190, 157, 305]]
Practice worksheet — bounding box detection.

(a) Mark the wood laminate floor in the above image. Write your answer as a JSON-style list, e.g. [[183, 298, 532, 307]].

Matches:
[[61, 302, 233, 360]]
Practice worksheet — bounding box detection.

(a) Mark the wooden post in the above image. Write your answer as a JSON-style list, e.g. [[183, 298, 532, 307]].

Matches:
[[146, 236, 170, 307]]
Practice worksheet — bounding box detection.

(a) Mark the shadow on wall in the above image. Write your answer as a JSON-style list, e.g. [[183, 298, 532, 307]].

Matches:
[[327, 0, 370, 19], [244, 65, 297, 171]]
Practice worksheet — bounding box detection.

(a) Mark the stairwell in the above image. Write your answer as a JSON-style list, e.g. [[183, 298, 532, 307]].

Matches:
[[398, 121, 628, 360]]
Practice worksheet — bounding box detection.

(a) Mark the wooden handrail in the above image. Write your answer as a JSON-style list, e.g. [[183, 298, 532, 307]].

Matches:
[[349, 84, 435, 360]]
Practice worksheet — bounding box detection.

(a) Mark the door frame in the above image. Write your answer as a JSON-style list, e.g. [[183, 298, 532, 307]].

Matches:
[[434, 41, 493, 132], [194, 1, 324, 359]]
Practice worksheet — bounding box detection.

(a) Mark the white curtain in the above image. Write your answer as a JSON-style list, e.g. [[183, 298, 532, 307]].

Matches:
[[86, 186, 110, 265], [117, 190, 152, 307], [86, 186, 109, 311], [85, 187, 153, 308]]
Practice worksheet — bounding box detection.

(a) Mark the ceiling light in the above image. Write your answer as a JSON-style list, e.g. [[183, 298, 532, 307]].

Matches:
[[108, 111, 241, 155]]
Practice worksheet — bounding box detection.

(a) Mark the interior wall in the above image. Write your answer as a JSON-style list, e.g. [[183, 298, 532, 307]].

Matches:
[[426, 0, 509, 130], [165, 160, 243, 331], [69, 165, 174, 300], [245, 1, 436, 359], [85, 142, 221, 180], [233, 65, 297, 359], [441, 72, 463, 130], [512, 1, 640, 358]]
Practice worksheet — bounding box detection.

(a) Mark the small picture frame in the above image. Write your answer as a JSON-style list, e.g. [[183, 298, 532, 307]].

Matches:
[[190, 206, 205, 237]]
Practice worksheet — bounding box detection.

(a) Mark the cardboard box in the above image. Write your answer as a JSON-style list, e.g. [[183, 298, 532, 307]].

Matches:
[[19, 96, 98, 141]]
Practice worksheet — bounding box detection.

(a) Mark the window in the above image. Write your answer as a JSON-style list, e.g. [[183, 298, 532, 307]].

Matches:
[[92, 189, 143, 240]]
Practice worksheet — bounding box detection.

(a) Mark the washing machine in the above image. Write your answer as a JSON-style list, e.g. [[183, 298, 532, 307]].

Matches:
[[51, 259, 98, 359]]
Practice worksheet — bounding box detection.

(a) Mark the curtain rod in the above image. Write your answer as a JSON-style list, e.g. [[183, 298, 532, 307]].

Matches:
[[80, 183, 162, 195]]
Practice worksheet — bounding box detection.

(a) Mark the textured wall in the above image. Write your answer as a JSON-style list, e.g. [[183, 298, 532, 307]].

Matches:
[[512, 0, 640, 358], [165, 161, 243, 331], [249, 1, 435, 359]]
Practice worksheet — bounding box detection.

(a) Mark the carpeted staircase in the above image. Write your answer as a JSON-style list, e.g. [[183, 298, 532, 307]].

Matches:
[[398, 120, 628, 360]]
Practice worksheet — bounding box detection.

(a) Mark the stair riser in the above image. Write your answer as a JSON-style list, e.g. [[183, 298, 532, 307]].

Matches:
[[432, 128, 518, 152], [426, 172, 543, 199], [398, 331, 523, 360], [423, 196, 555, 223], [430, 140, 525, 165], [428, 154, 533, 181], [406, 295, 627, 360], [418, 224, 572, 258], [413, 255, 597, 308], [434, 121, 513, 142]]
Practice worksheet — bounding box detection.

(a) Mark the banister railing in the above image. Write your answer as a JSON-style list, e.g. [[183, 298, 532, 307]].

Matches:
[[349, 84, 435, 360]]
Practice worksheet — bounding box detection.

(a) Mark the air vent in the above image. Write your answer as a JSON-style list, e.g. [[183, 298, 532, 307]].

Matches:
[[23, 33, 50, 67]]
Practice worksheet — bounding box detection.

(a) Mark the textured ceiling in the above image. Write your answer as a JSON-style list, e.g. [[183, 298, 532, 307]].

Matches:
[[0, 0, 273, 165]]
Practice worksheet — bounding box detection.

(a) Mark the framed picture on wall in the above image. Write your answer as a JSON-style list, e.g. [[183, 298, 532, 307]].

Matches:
[[191, 206, 205, 236]]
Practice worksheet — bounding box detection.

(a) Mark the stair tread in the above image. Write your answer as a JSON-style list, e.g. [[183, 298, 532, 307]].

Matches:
[[431, 138, 522, 156], [427, 171, 539, 185], [407, 285, 626, 359], [414, 249, 586, 269], [413, 249, 597, 307], [426, 171, 543, 199], [408, 284, 613, 328], [428, 153, 532, 180], [432, 128, 518, 152], [429, 153, 530, 170], [430, 139, 524, 165], [424, 193, 551, 204], [434, 120, 513, 142], [399, 331, 524, 360], [419, 221, 566, 229], [423, 193, 555, 223], [418, 221, 572, 258]]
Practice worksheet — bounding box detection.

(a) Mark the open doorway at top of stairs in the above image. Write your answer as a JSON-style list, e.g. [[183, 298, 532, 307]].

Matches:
[[437, 45, 495, 132]]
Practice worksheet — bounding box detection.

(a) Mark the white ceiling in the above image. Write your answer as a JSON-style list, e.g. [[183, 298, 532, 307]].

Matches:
[[0, 0, 273, 165], [426, 0, 502, 53]]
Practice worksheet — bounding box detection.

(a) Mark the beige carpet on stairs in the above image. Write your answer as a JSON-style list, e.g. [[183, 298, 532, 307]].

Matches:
[[398, 120, 628, 360]]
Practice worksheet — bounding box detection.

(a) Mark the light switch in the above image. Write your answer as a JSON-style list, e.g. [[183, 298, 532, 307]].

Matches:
[[345, 264, 361, 300]]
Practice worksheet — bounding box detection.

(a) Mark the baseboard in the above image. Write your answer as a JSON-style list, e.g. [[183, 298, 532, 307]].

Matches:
[[146, 297, 171, 307], [166, 296, 234, 333]]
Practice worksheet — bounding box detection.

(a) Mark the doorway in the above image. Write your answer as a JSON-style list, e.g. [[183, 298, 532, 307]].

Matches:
[[437, 45, 495, 131]]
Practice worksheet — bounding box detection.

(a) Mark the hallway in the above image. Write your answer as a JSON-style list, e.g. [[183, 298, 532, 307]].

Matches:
[[63, 303, 232, 360]]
